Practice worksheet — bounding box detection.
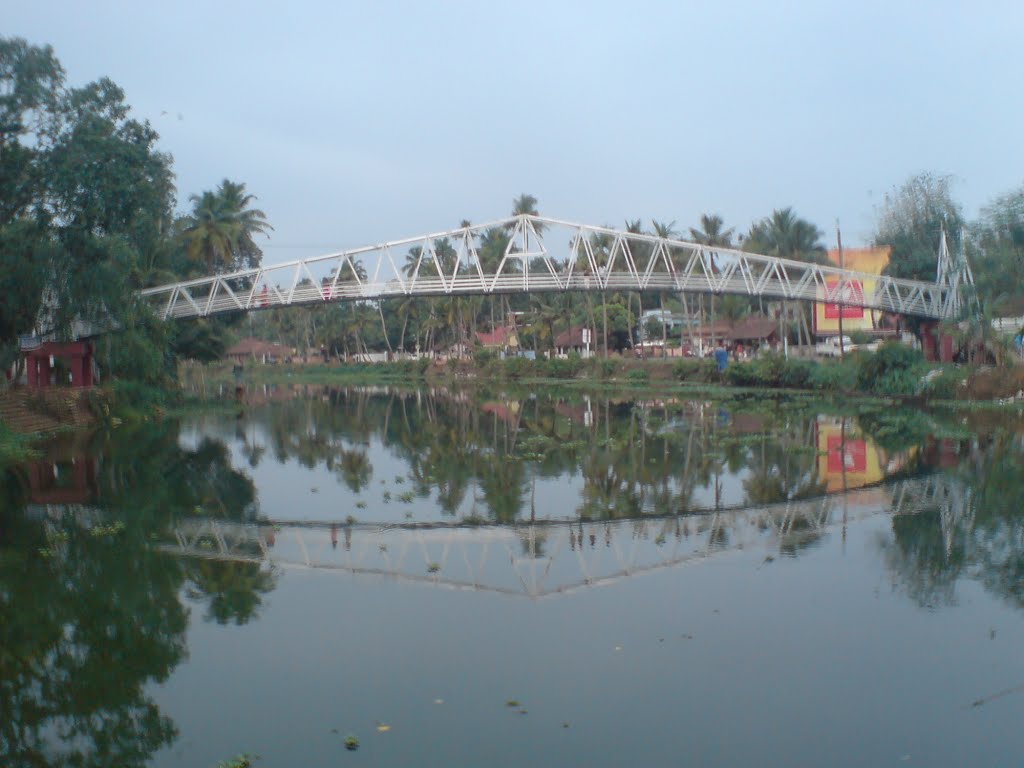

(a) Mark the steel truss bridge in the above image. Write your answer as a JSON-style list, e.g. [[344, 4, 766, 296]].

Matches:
[[152, 473, 968, 599], [140, 215, 973, 322]]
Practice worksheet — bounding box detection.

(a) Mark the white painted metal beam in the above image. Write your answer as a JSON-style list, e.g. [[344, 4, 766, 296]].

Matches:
[[138, 215, 971, 321]]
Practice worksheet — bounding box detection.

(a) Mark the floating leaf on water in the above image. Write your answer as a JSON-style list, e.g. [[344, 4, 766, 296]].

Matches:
[[343, 735, 360, 751], [376, 723, 391, 733], [427, 563, 440, 573], [506, 699, 520, 708], [434, 698, 444, 705]]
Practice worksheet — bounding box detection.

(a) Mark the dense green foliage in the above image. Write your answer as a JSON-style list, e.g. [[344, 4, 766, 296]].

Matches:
[[3, 37, 1021, 395], [0, 37, 269, 386], [0, 420, 266, 765], [875, 173, 966, 283]]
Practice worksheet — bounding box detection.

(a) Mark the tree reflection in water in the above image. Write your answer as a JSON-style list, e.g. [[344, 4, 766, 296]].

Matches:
[[0, 421, 260, 767], [3, 386, 1022, 765], [882, 431, 1024, 610]]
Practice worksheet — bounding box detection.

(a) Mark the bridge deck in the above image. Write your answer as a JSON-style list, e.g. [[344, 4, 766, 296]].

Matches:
[[139, 215, 971, 321]]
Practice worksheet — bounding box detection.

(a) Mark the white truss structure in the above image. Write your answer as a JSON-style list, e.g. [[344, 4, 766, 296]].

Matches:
[[158, 474, 965, 599], [139, 215, 973, 322]]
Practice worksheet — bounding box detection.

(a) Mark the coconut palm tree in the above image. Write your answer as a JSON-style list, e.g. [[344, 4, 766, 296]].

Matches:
[[745, 208, 827, 346], [653, 219, 686, 351], [689, 213, 735, 250], [179, 190, 235, 273], [510, 193, 544, 232], [745, 207, 826, 263], [216, 180, 273, 269], [688, 214, 735, 337], [180, 179, 272, 274]]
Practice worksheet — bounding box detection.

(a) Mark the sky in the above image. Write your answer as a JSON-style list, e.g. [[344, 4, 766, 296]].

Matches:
[[8, 0, 1024, 263]]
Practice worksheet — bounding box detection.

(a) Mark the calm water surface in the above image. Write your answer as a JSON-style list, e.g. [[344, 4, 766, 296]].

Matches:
[[2, 386, 1024, 767]]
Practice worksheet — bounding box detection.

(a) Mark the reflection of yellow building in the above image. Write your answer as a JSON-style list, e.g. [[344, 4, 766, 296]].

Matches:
[[814, 247, 891, 336], [816, 420, 885, 492]]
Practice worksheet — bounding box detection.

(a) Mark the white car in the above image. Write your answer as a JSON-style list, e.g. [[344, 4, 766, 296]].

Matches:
[[815, 336, 880, 357]]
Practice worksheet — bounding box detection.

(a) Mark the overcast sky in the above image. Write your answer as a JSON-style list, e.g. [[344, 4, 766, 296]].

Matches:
[[9, 0, 1023, 262]]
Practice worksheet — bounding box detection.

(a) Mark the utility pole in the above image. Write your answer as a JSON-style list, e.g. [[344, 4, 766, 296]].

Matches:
[[836, 220, 845, 361]]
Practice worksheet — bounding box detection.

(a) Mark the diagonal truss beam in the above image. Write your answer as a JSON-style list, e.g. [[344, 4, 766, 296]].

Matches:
[[139, 215, 968, 321]]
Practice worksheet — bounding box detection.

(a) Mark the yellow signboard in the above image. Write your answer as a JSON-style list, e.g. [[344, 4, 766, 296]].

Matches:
[[814, 246, 891, 336], [815, 419, 885, 492]]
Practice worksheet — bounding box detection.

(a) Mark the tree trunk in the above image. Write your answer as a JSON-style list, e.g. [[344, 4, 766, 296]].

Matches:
[[602, 295, 609, 357], [378, 301, 393, 356]]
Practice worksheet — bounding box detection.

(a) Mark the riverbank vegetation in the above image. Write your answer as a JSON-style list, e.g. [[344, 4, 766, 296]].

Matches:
[[2, 37, 1022, 418], [0, 422, 39, 464], [186, 339, 1023, 407]]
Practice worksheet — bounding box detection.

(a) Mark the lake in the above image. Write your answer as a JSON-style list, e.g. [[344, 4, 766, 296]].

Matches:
[[2, 385, 1023, 767]]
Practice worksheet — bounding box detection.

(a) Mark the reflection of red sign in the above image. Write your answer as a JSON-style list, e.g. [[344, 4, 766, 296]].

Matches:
[[824, 279, 865, 319], [827, 435, 866, 473]]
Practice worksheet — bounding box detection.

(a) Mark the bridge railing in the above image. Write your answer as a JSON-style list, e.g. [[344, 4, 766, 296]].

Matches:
[[140, 215, 968, 322]]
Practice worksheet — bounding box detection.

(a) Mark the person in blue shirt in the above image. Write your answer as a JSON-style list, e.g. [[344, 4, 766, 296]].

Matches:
[[714, 343, 729, 373]]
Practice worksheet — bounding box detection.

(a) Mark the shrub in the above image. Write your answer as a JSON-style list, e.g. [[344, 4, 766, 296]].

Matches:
[[474, 348, 497, 366], [724, 353, 814, 389], [501, 357, 535, 379], [543, 354, 586, 379], [778, 358, 815, 389], [673, 358, 717, 383], [724, 362, 759, 387], [855, 342, 924, 395], [918, 365, 960, 399], [626, 368, 649, 383], [808, 359, 854, 391]]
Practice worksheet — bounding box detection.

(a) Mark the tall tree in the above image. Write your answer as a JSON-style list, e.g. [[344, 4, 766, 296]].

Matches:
[[689, 214, 735, 250], [874, 172, 965, 282], [745, 207, 826, 345], [689, 214, 736, 336], [974, 184, 1024, 313], [745, 207, 825, 262], [179, 179, 272, 274]]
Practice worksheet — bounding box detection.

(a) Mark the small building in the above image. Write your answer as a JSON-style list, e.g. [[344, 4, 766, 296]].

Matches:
[[225, 338, 292, 365], [475, 326, 519, 350], [21, 340, 97, 389], [553, 326, 594, 356], [689, 321, 734, 345], [727, 316, 780, 349], [638, 309, 693, 341]]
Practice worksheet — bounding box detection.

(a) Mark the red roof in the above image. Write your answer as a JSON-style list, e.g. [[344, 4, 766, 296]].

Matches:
[[475, 326, 517, 347]]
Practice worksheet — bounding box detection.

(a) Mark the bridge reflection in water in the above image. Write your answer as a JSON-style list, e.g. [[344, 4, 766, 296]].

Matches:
[[160, 474, 967, 599]]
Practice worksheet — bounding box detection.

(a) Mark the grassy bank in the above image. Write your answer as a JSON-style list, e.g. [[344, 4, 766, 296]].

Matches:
[[185, 342, 1010, 406], [0, 422, 40, 465]]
